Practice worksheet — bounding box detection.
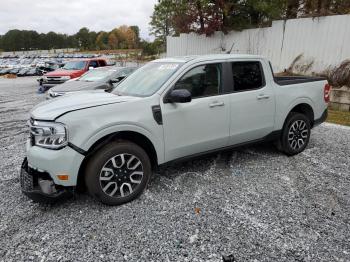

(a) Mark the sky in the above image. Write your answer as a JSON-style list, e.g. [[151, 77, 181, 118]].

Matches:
[[0, 0, 158, 40]]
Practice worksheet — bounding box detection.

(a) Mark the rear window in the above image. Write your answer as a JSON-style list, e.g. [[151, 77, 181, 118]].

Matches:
[[231, 61, 265, 92]]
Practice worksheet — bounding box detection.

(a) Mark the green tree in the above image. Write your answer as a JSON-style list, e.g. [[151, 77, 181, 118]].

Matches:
[[130, 26, 141, 47], [75, 27, 91, 50], [88, 31, 98, 49], [150, 0, 177, 43], [96, 31, 109, 50], [140, 39, 163, 56]]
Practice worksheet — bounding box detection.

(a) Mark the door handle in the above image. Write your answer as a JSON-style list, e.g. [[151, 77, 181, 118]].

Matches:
[[209, 101, 225, 108], [257, 94, 270, 100]]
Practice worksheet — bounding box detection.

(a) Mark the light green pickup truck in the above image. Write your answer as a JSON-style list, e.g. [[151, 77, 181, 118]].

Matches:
[[21, 54, 329, 205]]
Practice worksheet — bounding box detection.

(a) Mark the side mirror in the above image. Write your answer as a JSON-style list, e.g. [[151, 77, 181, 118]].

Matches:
[[109, 76, 126, 84], [165, 89, 192, 103], [88, 66, 94, 70]]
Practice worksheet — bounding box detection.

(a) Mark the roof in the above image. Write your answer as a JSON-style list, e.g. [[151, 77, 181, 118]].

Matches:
[[92, 66, 137, 71], [153, 54, 264, 63], [67, 58, 106, 62]]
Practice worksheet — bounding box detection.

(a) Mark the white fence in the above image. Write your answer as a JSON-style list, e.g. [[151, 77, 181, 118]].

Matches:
[[167, 14, 350, 73]]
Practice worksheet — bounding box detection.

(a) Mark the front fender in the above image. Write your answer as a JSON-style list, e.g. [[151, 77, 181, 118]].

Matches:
[[56, 95, 164, 164], [81, 123, 164, 164]]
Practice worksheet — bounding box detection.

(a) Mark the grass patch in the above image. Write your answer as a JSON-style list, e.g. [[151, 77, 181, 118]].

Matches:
[[326, 109, 350, 126]]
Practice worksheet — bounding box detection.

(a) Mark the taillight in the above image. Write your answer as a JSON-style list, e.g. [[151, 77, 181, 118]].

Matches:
[[324, 83, 331, 103]]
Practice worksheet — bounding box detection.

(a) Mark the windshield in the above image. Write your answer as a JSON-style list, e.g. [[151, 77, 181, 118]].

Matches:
[[62, 61, 86, 70], [113, 62, 182, 97], [79, 69, 117, 82]]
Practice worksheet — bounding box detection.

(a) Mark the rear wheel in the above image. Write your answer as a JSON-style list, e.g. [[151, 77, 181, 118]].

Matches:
[[85, 141, 151, 205], [278, 112, 311, 156]]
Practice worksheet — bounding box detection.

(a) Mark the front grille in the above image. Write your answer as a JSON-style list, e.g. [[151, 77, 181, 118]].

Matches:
[[20, 159, 33, 191], [44, 77, 66, 84], [21, 159, 53, 188]]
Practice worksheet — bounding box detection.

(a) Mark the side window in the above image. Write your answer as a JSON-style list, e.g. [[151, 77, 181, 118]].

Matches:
[[231, 62, 264, 92], [89, 61, 98, 68], [98, 60, 107, 67], [174, 64, 221, 98]]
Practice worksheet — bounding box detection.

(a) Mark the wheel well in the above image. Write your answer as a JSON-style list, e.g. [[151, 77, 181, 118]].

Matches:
[[289, 103, 314, 126], [76, 131, 158, 191]]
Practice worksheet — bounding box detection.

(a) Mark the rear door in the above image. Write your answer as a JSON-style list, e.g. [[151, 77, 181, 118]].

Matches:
[[161, 62, 231, 161], [228, 60, 275, 145]]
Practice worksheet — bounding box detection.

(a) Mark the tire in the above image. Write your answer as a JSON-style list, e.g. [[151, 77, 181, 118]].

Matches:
[[85, 140, 151, 205], [278, 112, 311, 156]]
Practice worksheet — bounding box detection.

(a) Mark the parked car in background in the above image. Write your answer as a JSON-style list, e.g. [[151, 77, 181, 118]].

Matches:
[[21, 54, 329, 206], [25, 68, 38, 76], [36, 61, 63, 76], [39, 58, 107, 88], [47, 66, 136, 99], [0, 68, 10, 75], [8, 68, 20, 74], [17, 68, 30, 77]]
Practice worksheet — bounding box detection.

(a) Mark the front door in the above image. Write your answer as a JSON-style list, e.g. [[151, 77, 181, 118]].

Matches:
[[161, 63, 230, 162]]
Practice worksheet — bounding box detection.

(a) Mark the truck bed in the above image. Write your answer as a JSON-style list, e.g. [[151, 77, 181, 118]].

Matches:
[[274, 76, 326, 86]]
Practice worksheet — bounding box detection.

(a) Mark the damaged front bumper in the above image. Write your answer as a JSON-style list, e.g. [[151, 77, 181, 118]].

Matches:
[[20, 158, 73, 204]]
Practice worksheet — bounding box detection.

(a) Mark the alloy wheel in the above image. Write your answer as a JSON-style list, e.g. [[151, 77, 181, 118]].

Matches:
[[99, 153, 144, 198], [288, 120, 309, 150]]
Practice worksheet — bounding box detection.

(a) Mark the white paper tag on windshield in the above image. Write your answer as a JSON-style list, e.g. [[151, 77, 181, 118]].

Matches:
[[158, 64, 179, 70]]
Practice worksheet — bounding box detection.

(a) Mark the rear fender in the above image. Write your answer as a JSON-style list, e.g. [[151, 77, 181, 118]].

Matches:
[[277, 97, 315, 130]]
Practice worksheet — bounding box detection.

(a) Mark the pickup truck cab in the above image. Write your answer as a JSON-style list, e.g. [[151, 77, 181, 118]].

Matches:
[[40, 58, 107, 87], [21, 54, 329, 205]]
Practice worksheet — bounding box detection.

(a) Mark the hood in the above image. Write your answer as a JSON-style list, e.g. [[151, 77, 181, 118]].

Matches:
[[31, 92, 138, 120], [44, 69, 84, 77], [50, 80, 104, 92]]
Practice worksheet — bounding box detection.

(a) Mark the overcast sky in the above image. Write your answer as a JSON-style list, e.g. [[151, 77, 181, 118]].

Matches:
[[0, 0, 158, 39]]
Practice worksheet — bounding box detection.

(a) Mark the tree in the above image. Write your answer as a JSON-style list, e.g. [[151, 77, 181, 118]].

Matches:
[[140, 39, 163, 56], [130, 26, 141, 47], [149, 0, 294, 39], [96, 31, 109, 50], [150, 0, 176, 43], [125, 27, 137, 49], [108, 31, 119, 49], [0, 26, 140, 51], [88, 31, 98, 49], [75, 27, 91, 50]]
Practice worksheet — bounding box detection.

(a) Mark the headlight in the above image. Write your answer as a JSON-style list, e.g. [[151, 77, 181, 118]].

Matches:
[[61, 76, 71, 80], [29, 120, 68, 149]]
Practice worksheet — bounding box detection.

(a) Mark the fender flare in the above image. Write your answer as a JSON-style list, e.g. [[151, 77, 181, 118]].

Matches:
[[277, 97, 316, 130], [81, 123, 164, 164]]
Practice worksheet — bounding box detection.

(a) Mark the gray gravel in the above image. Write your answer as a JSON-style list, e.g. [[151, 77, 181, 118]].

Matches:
[[0, 77, 349, 262]]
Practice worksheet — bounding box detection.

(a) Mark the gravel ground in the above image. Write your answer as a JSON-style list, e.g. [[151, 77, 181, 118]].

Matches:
[[0, 77, 349, 262]]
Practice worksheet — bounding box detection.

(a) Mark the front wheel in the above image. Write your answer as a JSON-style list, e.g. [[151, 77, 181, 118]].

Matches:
[[278, 112, 311, 156], [85, 141, 151, 205]]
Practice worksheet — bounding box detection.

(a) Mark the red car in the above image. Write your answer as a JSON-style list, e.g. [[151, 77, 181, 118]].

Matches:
[[40, 58, 107, 88]]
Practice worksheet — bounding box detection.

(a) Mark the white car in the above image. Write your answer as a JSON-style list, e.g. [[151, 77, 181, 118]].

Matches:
[[21, 54, 329, 205]]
